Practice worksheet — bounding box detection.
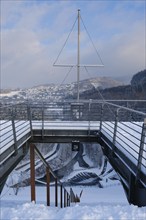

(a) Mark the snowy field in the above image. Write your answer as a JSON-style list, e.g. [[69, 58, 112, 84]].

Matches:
[[1, 184, 146, 220]]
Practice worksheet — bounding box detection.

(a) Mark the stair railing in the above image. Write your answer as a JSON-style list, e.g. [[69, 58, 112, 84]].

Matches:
[[29, 143, 78, 208]]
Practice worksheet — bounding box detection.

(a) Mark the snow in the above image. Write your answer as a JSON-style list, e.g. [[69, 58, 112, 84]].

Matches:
[[32, 121, 100, 130], [0, 121, 146, 219], [1, 185, 146, 220], [0, 91, 20, 97]]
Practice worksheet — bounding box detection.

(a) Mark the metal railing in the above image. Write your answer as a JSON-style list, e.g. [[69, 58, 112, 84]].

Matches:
[[30, 144, 81, 208], [99, 103, 146, 181], [30, 144, 75, 208], [1, 100, 145, 121], [0, 100, 146, 184]]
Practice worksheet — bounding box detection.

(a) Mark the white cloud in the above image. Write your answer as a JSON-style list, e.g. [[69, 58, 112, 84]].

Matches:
[[1, 0, 145, 88]]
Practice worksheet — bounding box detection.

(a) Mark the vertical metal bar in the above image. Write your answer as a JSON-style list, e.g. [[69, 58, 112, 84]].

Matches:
[[60, 185, 63, 208], [11, 108, 17, 155], [66, 191, 68, 206], [113, 109, 119, 145], [46, 167, 50, 206], [136, 119, 146, 182], [68, 195, 70, 206], [30, 144, 36, 202], [100, 104, 103, 131], [64, 189, 66, 207], [55, 178, 58, 207], [42, 103, 44, 139], [70, 188, 72, 203], [27, 104, 33, 138], [77, 9, 80, 102], [88, 100, 91, 135], [67, 193, 69, 206]]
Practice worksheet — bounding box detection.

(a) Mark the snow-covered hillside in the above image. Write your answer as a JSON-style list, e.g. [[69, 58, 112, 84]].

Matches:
[[6, 142, 117, 189], [0, 77, 123, 103]]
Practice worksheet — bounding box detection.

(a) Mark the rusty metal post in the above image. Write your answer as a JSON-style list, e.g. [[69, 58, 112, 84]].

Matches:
[[46, 167, 50, 206], [30, 144, 36, 202], [55, 178, 58, 207], [60, 184, 63, 208]]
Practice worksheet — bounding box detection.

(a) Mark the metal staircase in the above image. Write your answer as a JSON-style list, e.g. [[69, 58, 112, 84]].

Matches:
[[0, 100, 146, 206]]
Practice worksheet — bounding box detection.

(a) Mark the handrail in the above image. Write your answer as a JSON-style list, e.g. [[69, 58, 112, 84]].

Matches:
[[100, 101, 146, 116], [0, 100, 146, 196], [1, 99, 146, 110], [30, 144, 78, 208]]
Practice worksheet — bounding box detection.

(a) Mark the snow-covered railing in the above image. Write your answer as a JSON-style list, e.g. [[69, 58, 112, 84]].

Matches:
[[30, 144, 81, 207], [100, 105, 146, 187], [0, 120, 31, 164], [0, 103, 30, 162], [0, 100, 146, 184]]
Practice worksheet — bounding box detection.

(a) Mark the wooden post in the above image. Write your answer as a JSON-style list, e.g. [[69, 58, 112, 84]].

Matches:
[[55, 178, 58, 207], [46, 167, 50, 206], [30, 144, 36, 202], [60, 185, 63, 208]]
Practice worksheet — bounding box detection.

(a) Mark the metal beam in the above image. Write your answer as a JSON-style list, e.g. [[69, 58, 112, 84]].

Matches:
[[60, 184, 63, 208], [46, 167, 50, 206], [55, 178, 58, 207]]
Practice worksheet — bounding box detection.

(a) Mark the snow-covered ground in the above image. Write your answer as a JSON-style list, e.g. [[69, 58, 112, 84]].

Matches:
[[0, 119, 146, 219], [1, 184, 146, 220]]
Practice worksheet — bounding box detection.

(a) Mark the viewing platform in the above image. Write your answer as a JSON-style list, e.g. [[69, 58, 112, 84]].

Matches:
[[0, 100, 146, 206]]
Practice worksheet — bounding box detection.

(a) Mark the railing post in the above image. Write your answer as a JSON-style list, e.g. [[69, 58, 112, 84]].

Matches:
[[60, 184, 63, 208], [68, 195, 70, 206], [27, 104, 33, 138], [100, 104, 104, 131], [66, 192, 68, 207], [11, 107, 17, 155], [136, 118, 146, 182], [30, 144, 36, 203], [55, 178, 58, 207], [42, 103, 44, 139], [88, 100, 92, 135], [46, 167, 50, 206], [67, 193, 70, 206], [113, 109, 119, 145], [64, 189, 66, 207]]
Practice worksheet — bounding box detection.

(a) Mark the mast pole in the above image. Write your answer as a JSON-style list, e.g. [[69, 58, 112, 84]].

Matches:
[[77, 9, 80, 102]]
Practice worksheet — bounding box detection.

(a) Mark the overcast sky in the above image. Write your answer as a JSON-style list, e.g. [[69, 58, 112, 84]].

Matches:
[[1, 0, 145, 89]]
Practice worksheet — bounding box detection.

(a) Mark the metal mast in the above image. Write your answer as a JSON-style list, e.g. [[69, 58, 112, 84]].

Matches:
[[77, 9, 80, 102], [53, 9, 104, 101]]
